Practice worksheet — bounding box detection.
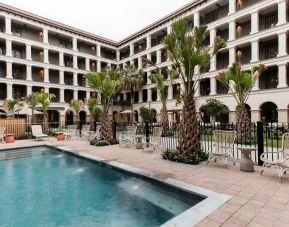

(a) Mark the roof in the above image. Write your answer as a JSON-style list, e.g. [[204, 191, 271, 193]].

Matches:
[[0, 1, 206, 47]]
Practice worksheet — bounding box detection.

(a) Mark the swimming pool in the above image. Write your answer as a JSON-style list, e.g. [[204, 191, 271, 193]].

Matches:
[[0, 146, 207, 227]]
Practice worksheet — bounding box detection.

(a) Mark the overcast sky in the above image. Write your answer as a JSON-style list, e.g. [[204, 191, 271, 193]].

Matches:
[[2, 0, 193, 41]]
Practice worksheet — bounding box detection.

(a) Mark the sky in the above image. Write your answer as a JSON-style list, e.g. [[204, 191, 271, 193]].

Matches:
[[2, 0, 193, 41]]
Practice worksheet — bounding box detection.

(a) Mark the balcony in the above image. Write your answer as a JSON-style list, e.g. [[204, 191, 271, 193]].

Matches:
[[90, 60, 97, 72], [151, 88, 157, 101], [151, 29, 167, 47], [217, 26, 229, 42], [120, 47, 130, 60], [259, 11, 278, 31], [64, 72, 73, 86], [216, 51, 229, 70], [64, 54, 73, 68], [12, 64, 26, 80], [173, 84, 181, 99], [48, 51, 59, 65], [64, 90, 73, 103], [48, 32, 72, 49], [217, 80, 228, 94], [78, 90, 86, 102], [134, 39, 147, 54], [49, 69, 60, 84], [0, 40, 6, 55], [78, 41, 96, 56], [11, 21, 42, 42], [32, 86, 44, 93], [101, 47, 116, 60], [259, 66, 278, 89], [13, 84, 26, 100], [12, 43, 26, 59], [31, 47, 44, 62], [236, 45, 251, 64], [201, 3, 229, 24], [0, 61, 6, 78], [200, 79, 210, 96], [78, 74, 86, 87], [32, 67, 44, 82], [0, 83, 7, 100], [236, 18, 251, 38], [259, 38, 278, 60], [0, 18, 4, 33], [77, 57, 86, 70], [237, 0, 261, 11], [49, 88, 60, 102]]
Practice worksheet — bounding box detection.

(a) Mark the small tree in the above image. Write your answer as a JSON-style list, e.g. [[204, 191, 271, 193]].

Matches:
[[37, 92, 56, 131], [87, 97, 102, 128], [200, 99, 229, 123], [139, 106, 155, 122], [216, 62, 266, 138], [70, 100, 83, 123], [26, 93, 40, 123], [5, 99, 20, 118]]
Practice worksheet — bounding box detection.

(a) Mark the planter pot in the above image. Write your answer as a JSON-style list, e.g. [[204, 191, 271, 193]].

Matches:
[[57, 133, 65, 141], [5, 134, 15, 143]]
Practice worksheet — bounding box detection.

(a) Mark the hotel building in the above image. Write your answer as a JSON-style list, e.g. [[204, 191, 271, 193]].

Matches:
[[0, 0, 288, 123]]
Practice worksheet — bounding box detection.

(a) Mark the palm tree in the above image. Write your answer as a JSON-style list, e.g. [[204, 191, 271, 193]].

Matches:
[[150, 69, 169, 136], [26, 93, 40, 123], [216, 62, 266, 139], [85, 69, 121, 142], [87, 97, 102, 128], [164, 19, 226, 155], [5, 99, 20, 118], [37, 92, 56, 132], [69, 100, 83, 123]]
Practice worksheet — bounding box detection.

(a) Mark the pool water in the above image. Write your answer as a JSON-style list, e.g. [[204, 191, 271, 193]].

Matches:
[[0, 147, 203, 227]]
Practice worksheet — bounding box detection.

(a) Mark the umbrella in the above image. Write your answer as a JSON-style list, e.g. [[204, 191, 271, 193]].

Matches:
[[120, 110, 133, 114], [14, 105, 42, 115]]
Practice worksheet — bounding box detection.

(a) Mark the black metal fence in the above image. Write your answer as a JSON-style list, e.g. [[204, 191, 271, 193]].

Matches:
[[114, 121, 289, 165]]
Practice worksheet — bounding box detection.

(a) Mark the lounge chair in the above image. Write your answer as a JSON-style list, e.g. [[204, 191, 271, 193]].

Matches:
[[0, 126, 5, 143], [31, 125, 49, 141], [80, 124, 91, 140], [119, 125, 137, 147], [260, 133, 289, 181], [64, 125, 78, 140], [145, 127, 163, 151], [207, 130, 236, 165], [87, 125, 101, 141]]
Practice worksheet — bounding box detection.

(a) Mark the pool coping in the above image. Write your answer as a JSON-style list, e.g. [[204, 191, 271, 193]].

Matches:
[[0, 144, 232, 227]]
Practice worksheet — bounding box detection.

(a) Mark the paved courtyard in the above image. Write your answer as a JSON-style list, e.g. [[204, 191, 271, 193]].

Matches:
[[1, 139, 289, 227]]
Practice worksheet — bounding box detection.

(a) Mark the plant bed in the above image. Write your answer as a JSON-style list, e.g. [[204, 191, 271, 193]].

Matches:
[[90, 138, 119, 147], [162, 149, 208, 165]]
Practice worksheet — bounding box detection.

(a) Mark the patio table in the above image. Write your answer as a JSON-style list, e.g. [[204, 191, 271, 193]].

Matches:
[[237, 147, 256, 172]]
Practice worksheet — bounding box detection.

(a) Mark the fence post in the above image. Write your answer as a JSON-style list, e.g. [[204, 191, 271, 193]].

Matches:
[[145, 121, 150, 146], [257, 121, 264, 166], [112, 121, 116, 139]]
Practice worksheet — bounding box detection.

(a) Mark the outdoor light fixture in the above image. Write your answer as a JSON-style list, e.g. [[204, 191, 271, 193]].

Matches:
[[91, 46, 95, 51], [39, 31, 43, 37], [39, 69, 44, 78], [237, 50, 242, 62], [236, 25, 242, 35]]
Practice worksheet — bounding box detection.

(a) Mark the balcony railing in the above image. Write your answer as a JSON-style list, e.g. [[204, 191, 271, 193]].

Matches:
[[260, 13, 278, 31], [236, 0, 261, 11], [259, 42, 278, 60], [202, 4, 229, 24]]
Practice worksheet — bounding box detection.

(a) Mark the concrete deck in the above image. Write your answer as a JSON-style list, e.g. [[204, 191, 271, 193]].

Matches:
[[1, 139, 289, 227]]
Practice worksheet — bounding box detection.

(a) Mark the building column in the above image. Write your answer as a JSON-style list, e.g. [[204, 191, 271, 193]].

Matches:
[[157, 90, 161, 101], [5, 39, 12, 57], [147, 89, 152, 102], [116, 50, 120, 61], [277, 0, 287, 25], [26, 65, 32, 81], [167, 24, 172, 34], [43, 28, 49, 44], [229, 0, 236, 15], [251, 110, 261, 122], [72, 37, 78, 51], [59, 52, 64, 66], [210, 77, 217, 95], [156, 50, 161, 64], [194, 12, 200, 26], [278, 63, 288, 88], [146, 35, 151, 49], [229, 111, 236, 123], [277, 32, 287, 57], [73, 55, 78, 69], [229, 47, 236, 66], [195, 81, 200, 97], [147, 71, 152, 84], [86, 90, 90, 99], [97, 61, 101, 72], [26, 44, 32, 60], [250, 11, 259, 34], [60, 88, 65, 103], [138, 90, 143, 103], [130, 43, 134, 56], [251, 40, 259, 63], [253, 77, 260, 91], [7, 83, 13, 100], [278, 109, 288, 123], [138, 57, 142, 69], [26, 85, 32, 96], [73, 89, 78, 100], [97, 44, 101, 57], [228, 20, 236, 41], [59, 71, 64, 85], [44, 68, 49, 83], [85, 58, 90, 71], [5, 17, 11, 35], [210, 28, 216, 71], [44, 48, 49, 63], [6, 61, 12, 79], [73, 72, 78, 86], [44, 86, 49, 94], [168, 84, 173, 100]]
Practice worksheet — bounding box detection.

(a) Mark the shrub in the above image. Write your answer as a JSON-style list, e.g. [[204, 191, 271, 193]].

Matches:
[[162, 149, 208, 165], [90, 138, 119, 146]]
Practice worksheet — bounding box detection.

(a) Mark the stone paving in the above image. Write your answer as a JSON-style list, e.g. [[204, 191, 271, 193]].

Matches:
[[1, 139, 289, 227]]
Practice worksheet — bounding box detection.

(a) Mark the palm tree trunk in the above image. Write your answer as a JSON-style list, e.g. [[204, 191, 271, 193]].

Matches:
[[100, 111, 112, 142], [236, 104, 251, 140], [161, 104, 169, 136], [31, 109, 35, 124], [42, 113, 49, 132], [90, 115, 94, 130], [179, 93, 200, 155]]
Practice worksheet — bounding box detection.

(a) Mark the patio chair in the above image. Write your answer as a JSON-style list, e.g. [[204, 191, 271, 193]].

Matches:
[[64, 125, 78, 140], [119, 125, 137, 147], [80, 124, 91, 140], [87, 125, 101, 141], [207, 130, 236, 165], [0, 126, 5, 143], [31, 125, 49, 141], [260, 133, 289, 181], [145, 127, 163, 151]]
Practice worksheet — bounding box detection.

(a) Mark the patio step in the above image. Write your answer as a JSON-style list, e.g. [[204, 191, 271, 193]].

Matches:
[[0, 149, 50, 161]]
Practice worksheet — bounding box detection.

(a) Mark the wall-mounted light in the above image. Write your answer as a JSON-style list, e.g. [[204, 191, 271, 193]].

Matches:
[[236, 25, 242, 35], [237, 50, 242, 61], [39, 69, 44, 78], [39, 31, 43, 37], [91, 46, 95, 51]]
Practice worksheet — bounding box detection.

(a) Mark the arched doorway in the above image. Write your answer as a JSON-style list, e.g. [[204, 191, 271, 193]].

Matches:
[[79, 111, 86, 125], [65, 110, 74, 125], [244, 104, 251, 122], [48, 110, 60, 128], [134, 110, 139, 123], [261, 102, 278, 123]]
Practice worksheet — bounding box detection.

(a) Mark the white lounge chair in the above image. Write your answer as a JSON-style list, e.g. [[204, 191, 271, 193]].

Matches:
[[31, 125, 49, 141], [207, 130, 236, 165], [0, 126, 5, 143], [87, 125, 101, 141], [145, 127, 163, 151], [260, 133, 289, 181], [119, 125, 137, 147], [64, 125, 78, 140]]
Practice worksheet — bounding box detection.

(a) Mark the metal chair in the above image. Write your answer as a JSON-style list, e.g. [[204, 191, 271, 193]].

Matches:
[[0, 126, 5, 143], [119, 125, 137, 147], [64, 125, 78, 140], [145, 127, 163, 151], [207, 130, 236, 165]]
